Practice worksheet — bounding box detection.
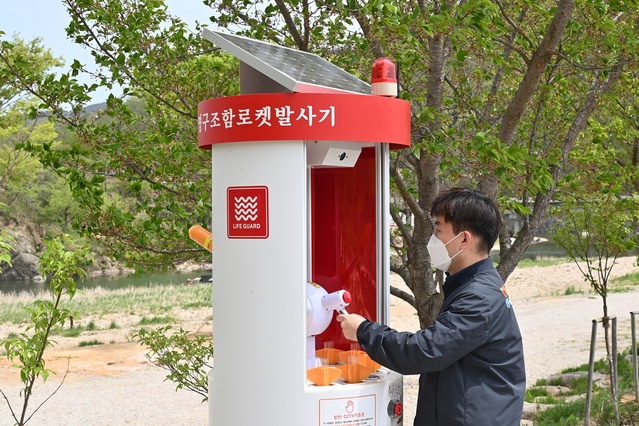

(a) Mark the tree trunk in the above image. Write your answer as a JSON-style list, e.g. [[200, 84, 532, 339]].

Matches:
[[411, 30, 449, 328]]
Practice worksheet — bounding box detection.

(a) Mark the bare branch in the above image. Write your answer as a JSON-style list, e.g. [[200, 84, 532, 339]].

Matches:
[[492, 0, 534, 48], [24, 359, 71, 425], [390, 164, 426, 223], [0, 387, 18, 425], [389, 206, 414, 253], [390, 285, 417, 309], [492, 36, 530, 65]]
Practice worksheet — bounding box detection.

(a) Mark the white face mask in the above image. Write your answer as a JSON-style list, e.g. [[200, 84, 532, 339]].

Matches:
[[427, 232, 464, 272]]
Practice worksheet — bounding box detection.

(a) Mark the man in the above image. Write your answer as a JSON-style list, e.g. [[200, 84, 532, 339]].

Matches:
[[337, 187, 525, 425]]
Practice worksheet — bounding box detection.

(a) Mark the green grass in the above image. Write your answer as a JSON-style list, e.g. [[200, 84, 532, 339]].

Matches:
[[0, 282, 211, 325], [564, 375, 589, 395], [138, 315, 175, 325], [532, 348, 639, 425], [562, 358, 608, 374], [54, 327, 83, 337], [546, 376, 565, 387], [609, 271, 639, 292], [534, 399, 586, 426], [50, 319, 120, 338], [563, 286, 583, 296], [78, 340, 103, 347], [525, 387, 559, 404]]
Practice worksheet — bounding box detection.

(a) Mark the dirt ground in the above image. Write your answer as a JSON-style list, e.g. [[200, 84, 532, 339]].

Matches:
[[1, 256, 638, 425]]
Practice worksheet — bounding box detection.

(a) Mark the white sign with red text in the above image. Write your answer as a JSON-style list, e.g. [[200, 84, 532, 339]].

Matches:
[[319, 394, 376, 426]]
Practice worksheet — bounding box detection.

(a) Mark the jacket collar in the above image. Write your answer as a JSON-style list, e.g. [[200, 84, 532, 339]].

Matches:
[[443, 257, 494, 298]]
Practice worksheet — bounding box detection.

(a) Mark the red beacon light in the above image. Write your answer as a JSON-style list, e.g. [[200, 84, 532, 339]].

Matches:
[[371, 57, 398, 97]]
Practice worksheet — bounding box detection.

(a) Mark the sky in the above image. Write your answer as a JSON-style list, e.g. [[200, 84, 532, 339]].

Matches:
[[0, 0, 216, 102]]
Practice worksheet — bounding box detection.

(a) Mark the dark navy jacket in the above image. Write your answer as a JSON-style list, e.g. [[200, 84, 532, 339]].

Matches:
[[357, 258, 525, 425]]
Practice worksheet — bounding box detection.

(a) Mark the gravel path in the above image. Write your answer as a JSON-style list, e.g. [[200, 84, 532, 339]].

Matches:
[[0, 367, 208, 426], [1, 256, 637, 425]]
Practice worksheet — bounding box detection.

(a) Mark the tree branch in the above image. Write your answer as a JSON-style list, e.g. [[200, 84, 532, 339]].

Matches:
[[390, 285, 417, 309], [389, 206, 413, 253], [390, 164, 426, 223], [497, 0, 575, 147], [492, 0, 534, 48], [125, 161, 180, 195], [274, 0, 305, 50], [492, 36, 530, 65], [24, 360, 71, 425], [345, 0, 384, 58]]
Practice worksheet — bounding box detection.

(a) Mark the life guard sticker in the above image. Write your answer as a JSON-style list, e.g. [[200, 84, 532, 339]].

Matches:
[[227, 186, 269, 239]]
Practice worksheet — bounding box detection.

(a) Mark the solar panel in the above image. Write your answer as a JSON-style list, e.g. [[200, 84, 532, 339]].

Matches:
[[201, 29, 371, 95]]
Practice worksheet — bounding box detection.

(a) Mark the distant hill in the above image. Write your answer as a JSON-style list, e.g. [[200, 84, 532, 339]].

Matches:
[[32, 101, 108, 123], [83, 102, 107, 114]]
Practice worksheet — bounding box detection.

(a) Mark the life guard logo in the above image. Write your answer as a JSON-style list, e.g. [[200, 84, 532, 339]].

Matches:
[[501, 284, 512, 308], [227, 186, 269, 239]]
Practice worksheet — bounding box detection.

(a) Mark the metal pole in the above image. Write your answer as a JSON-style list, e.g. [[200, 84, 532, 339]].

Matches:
[[632, 311, 638, 402], [585, 319, 598, 426], [612, 316, 618, 401]]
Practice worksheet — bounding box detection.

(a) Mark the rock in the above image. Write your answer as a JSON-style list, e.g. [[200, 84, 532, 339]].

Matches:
[[175, 260, 212, 273], [6, 222, 43, 254], [522, 401, 552, 419], [0, 252, 42, 282], [0, 220, 140, 282], [565, 394, 585, 403], [546, 370, 606, 387], [0, 221, 44, 282]]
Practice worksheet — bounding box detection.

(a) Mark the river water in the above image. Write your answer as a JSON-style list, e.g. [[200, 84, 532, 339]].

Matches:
[[0, 241, 566, 295]]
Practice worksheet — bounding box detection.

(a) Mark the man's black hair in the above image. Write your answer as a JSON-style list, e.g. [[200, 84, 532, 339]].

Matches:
[[430, 187, 501, 254]]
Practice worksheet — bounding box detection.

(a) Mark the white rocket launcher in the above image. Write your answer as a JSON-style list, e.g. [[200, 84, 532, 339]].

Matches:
[[306, 283, 351, 368]]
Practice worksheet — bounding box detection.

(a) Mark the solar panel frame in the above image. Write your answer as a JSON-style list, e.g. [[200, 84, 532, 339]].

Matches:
[[201, 29, 371, 95]]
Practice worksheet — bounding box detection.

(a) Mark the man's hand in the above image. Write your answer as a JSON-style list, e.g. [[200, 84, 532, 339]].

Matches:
[[336, 313, 366, 341]]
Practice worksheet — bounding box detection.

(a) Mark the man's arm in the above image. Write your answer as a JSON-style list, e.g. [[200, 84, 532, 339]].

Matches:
[[339, 292, 491, 375]]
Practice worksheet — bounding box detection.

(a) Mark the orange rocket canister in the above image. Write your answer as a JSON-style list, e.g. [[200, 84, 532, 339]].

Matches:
[[189, 225, 212, 252]]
